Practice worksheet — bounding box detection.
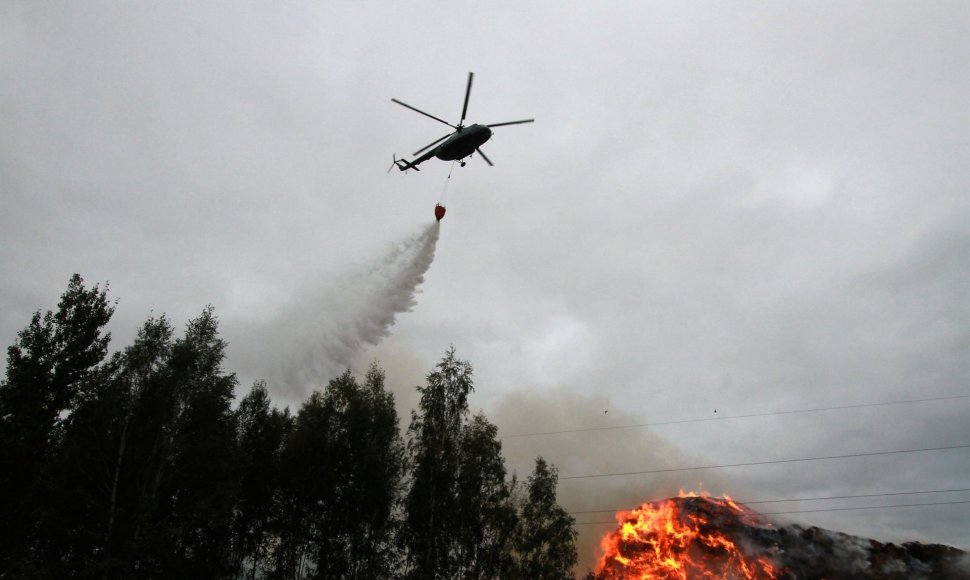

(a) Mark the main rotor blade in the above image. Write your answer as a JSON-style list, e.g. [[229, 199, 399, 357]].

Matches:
[[476, 147, 493, 166], [413, 132, 453, 157], [486, 118, 534, 128], [460, 72, 474, 127], [391, 98, 456, 129]]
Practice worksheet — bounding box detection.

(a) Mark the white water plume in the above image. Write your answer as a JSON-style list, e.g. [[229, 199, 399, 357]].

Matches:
[[237, 222, 440, 397]]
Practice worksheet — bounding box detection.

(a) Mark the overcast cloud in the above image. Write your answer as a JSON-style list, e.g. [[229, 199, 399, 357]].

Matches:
[[2, 1, 968, 573]]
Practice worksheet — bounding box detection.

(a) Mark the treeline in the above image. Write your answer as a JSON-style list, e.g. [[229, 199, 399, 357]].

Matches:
[[0, 275, 577, 579]]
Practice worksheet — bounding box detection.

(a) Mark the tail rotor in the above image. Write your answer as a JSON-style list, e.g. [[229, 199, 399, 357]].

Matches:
[[388, 154, 420, 173]]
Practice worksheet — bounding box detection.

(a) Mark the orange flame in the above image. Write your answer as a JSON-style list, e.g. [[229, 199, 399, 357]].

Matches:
[[596, 494, 777, 579]]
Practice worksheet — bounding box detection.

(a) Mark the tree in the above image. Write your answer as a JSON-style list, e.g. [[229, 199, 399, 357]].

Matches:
[[96, 308, 238, 578], [514, 457, 578, 580], [0, 274, 115, 575], [401, 347, 475, 579], [270, 390, 327, 579], [26, 353, 124, 578], [109, 314, 177, 578], [454, 414, 518, 579], [154, 307, 239, 578], [2, 274, 583, 579], [233, 381, 291, 579], [328, 363, 404, 579], [400, 348, 519, 580], [271, 364, 404, 579]]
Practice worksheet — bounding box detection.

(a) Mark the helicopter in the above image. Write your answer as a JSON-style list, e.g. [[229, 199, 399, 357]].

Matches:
[[389, 72, 533, 172]]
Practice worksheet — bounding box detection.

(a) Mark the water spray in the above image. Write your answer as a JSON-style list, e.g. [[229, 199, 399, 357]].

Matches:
[[240, 221, 442, 396]]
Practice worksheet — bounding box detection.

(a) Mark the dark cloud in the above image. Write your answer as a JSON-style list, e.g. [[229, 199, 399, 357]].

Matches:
[[3, 1, 967, 572]]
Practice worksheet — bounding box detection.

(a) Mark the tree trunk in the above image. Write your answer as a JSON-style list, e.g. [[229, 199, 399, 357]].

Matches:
[[103, 385, 133, 580]]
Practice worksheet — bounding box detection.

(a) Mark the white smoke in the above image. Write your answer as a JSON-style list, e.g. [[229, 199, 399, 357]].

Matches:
[[233, 222, 440, 399]]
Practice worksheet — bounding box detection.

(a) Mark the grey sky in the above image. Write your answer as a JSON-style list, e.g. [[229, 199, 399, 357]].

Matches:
[[2, 1, 968, 573]]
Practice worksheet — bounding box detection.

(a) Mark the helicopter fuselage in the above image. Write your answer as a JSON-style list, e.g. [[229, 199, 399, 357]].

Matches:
[[390, 73, 532, 172], [435, 124, 492, 161]]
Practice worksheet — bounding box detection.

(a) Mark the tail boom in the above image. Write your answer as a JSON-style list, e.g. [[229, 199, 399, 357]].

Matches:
[[394, 157, 420, 172]]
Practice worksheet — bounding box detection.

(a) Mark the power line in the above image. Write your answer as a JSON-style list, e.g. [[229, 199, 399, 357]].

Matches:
[[762, 500, 970, 515], [502, 394, 970, 439], [747, 488, 970, 506], [559, 444, 970, 481], [573, 500, 970, 526], [568, 487, 970, 514]]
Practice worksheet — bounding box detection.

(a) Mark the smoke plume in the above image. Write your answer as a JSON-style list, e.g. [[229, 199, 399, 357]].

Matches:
[[233, 222, 440, 399], [490, 387, 733, 574]]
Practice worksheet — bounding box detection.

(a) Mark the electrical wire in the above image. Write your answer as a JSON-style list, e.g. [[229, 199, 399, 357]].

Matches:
[[502, 394, 970, 439], [762, 500, 970, 515], [573, 500, 970, 526], [558, 444, 970, 481], [567, 487, 970, 514]]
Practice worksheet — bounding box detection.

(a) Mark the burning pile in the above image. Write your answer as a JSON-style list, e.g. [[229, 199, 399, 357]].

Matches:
[[596, 493, 777, 579], [594, 493, 968, 579]]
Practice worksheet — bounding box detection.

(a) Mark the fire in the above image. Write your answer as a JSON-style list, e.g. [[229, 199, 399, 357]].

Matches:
[[596, 492, 777, 579]]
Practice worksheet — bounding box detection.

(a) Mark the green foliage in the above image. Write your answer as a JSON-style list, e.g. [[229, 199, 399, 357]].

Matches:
[[0, 280, 580, 579], [514, 457, 579, 580], [0, 274, 115, 576], [402, 347, 475, 578], [27, 358, 125, 578], [233, 381, 292, 577], [156, 307, 239, 577], [455, 414, 518, 579], [401, 348, 527, 580], [111, 314, 176, 577], [272, 365, 404, 579]]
